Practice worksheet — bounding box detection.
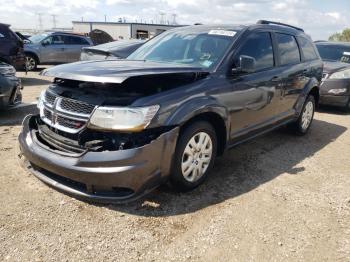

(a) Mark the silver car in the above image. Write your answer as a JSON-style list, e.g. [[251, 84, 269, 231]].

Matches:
[[24, 32, 93, 71]]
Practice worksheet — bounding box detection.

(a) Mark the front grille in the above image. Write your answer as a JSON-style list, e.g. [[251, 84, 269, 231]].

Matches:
[[57, 116, 85, 129], [40, 90, 96, 134], [43, 108, 52, 119], [60, 99, 95, 115], [45, 91, 57, 105]]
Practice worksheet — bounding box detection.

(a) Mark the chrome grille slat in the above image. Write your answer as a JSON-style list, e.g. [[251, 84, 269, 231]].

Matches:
[[40, 90, 96, 134]]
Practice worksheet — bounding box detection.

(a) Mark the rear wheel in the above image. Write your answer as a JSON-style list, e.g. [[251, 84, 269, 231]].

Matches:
[[169, 121, 217, 191], [25, 54, 37, 71], [290, 95, 315, 135]]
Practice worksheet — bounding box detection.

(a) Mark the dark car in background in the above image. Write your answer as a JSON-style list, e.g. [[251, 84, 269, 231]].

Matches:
[[0, 62, 22, 109], [0, 23, 25, 70], [80, 39, 145, 61], [24, 32, 93, 71], [19, 21, 322, 203], [315, 41, 350, 110]]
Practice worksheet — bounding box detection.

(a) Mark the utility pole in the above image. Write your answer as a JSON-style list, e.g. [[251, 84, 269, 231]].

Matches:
[[104, 15, 107, 22], [171, 13, 177, 25], [159, 12, 166, 24], [36, 13, 43, 31], [51, 14, 57, 29]]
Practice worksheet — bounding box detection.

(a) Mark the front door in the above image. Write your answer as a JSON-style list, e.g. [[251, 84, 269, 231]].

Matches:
[[40, 35, 67, 63], [227, 31, 282, 138]]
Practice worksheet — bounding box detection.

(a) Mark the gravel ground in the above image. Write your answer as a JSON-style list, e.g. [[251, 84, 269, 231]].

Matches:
[[0, 68, 350, 261]]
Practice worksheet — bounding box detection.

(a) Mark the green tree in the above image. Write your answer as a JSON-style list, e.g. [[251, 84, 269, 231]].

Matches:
[[329, 28, 350, 42]]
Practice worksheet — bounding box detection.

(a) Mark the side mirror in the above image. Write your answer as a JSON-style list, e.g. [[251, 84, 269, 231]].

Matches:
[[232, 55, 256, 75], [41, 41, 48, 46]]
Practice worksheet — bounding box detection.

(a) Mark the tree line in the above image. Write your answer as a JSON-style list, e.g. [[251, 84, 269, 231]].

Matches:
[[329, 28, 350, 42]]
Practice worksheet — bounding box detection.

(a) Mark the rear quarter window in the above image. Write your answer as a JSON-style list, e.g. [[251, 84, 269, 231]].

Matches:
[[298, 37, 318, 61], [276, 33, 301, 65]]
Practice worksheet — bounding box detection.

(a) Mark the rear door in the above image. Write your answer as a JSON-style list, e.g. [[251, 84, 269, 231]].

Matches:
[[63, 35, 91, 63], [228, 31, 283, 138], [273, 33, 305, 116]]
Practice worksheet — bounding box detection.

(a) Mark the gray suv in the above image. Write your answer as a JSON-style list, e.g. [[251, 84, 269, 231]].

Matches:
[[24, 32, 93, 71]]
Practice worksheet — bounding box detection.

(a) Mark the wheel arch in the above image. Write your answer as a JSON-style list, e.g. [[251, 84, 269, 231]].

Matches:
[[24, 51, 40, 64], [165, 97, 230, 156]]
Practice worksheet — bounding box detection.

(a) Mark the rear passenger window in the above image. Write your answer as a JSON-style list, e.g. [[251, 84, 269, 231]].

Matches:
[[276, 33, 301, 65], [65, 36, 89, 45], [298, 37, 318, 61], [236, 32, 274, 71]]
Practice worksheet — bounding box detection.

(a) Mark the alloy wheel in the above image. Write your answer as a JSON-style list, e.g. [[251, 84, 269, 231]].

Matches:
[[25, 57, 36, 71]]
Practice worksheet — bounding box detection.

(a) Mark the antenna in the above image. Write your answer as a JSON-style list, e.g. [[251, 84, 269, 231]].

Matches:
[[36, 13, 43, 31], [51, 14, 57, 29], [171, 13, 177, 25]]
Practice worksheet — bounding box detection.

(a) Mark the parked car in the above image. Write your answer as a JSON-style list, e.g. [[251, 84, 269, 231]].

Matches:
[[315, 41, 350, 110], [24, 32, 93, 71], [0, 23, 25, 70], [80, 39, 145, 61], [0, 62, 22, 109], [18, 21, 322, 203]]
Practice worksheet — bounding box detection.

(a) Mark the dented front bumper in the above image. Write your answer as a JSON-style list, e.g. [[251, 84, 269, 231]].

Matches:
[[18, 115, 179, 203]]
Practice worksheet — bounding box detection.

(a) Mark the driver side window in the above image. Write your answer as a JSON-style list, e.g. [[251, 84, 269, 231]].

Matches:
[[235, 32, 274, 72]]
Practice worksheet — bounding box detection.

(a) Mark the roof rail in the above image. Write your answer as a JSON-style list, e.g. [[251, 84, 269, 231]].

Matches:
[[256, 20, 304, 32]]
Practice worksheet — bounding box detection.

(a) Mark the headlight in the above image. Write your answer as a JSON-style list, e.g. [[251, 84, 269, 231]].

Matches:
[[328, 88, 348, 95], [37, 90, 45, 109], [88, 105, 160, 131], [329, 69, 350, 79]]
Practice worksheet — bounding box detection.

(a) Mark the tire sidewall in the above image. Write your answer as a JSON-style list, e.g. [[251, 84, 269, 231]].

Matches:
[[170, 121, 217, 191]]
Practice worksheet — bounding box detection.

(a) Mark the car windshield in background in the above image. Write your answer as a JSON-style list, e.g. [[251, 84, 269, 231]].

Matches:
[[28, 33, 48, 43], [128, 29, 236, 69], [316, 44, 350, 62]]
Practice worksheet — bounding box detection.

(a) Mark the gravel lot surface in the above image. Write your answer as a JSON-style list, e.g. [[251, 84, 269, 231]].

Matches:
[[0, 68, 350, 261]]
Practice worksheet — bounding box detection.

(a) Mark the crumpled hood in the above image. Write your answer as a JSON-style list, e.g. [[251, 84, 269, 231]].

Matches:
[[323, 60, 350, 74], [40, 60, 208, 83]]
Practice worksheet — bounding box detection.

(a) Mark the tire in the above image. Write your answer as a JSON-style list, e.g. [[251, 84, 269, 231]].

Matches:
[[169, 121, 217, 191], [290, 95, 315, 135], [25, 54, 38, 71]]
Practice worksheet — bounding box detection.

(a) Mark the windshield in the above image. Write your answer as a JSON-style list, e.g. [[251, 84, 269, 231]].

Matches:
[[128, 29, 236, 69], [316, 44, 350, 63], [28, 33, 49, 43]]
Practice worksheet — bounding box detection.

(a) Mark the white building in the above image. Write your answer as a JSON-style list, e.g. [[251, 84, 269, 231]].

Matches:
[[72, 21, 184, 40]]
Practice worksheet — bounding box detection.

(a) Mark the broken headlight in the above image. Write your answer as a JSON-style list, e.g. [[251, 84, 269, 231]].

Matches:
[[88, 105, 160, 132]]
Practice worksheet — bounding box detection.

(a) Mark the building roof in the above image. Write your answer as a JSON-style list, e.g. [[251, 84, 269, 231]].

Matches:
[[72, 21, 183, 27]]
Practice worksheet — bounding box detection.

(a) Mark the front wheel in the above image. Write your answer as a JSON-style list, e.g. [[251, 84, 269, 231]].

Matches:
[[169, 121, 217, 191], [290, 95, 315, 135]]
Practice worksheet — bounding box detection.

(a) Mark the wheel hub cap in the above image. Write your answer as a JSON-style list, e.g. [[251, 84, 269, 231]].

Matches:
[[301, 101, 314, 130], [181, 132, 213, 182]]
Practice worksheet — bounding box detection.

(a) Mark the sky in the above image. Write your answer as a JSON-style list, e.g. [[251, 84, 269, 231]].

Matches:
[[0, 0, 349, 40]]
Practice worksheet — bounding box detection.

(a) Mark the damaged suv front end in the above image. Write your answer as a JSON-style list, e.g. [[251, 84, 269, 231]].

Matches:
[[18, 56, 212, 202]]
